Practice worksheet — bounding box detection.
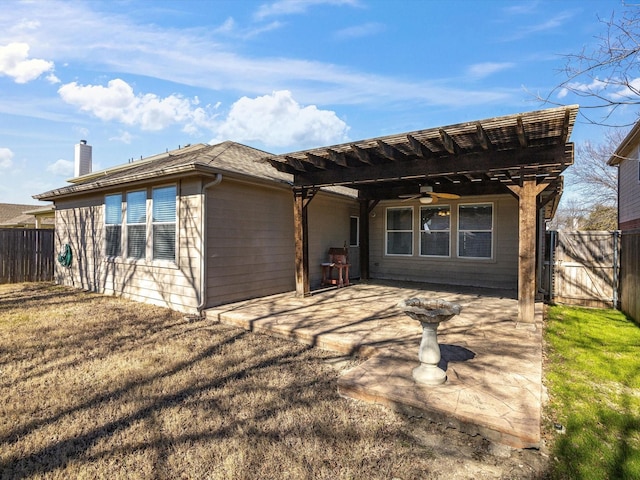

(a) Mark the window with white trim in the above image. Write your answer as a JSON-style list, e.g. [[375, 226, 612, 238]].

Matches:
[[420, 205, 450, 257], [105, 194, 122, 257], [458, 203, 493, 259], [386, 207, 413, 255], [350, 216, 359, 247], [126, 190, 147, 259], [152, 185, 177, 261]]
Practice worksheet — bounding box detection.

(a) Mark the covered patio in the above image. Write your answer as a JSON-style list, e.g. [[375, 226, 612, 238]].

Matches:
[[265, 105, 578, 324], [205, 281, 543, 449]]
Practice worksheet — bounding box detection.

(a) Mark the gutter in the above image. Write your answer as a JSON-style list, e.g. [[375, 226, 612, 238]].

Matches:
[[197, 173, 223, 314]]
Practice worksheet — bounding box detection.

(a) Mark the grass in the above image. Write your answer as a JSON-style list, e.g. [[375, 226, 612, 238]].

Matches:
[[544, 305, 640, 480], [0, 282, 536, 480]]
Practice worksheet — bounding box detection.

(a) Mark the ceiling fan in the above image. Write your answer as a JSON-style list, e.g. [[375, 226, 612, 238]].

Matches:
[[399, 185, 460, 204]]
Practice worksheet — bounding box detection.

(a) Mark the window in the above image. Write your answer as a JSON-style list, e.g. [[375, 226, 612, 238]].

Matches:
[[420, 205, 450, 256], [386, 207, 413, 255], [458, 203, 493, 258], [350, 216, 359, 247], [126, 190, 147, 259], [105, 194, 122, 257], [152, 186, 176, 261]]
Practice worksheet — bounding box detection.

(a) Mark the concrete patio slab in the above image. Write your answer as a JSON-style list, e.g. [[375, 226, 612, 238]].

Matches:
[[204, 281, 543, 449]]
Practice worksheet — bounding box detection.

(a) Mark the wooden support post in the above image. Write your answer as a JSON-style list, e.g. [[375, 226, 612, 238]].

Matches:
[[293, 188, 310, 297], [359, 199, 370, 280], [507, 180, 549, 324]]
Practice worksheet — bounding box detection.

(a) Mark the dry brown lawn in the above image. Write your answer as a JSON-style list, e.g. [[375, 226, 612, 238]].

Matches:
[[0, 283, 546, 479]]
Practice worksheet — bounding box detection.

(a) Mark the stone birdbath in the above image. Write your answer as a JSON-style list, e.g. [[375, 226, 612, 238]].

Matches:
[[398, 298, 462, 385]]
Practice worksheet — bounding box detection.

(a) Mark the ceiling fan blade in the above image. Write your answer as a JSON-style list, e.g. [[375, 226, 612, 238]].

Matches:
[[400, 194, 421, 202], [429, 192, 460, 199]]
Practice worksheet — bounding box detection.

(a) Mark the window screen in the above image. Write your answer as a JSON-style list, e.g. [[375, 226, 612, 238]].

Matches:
[[420, 205, 450, 256], [458, 204, 493, 258], [105, 194, 122, 257], [126, 190, 146, 259], [386, 207, 413, 255], [152, 186, 176, 261]]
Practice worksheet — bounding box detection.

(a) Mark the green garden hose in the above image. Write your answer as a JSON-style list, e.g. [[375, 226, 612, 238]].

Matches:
[[57, 243, 72, 267]]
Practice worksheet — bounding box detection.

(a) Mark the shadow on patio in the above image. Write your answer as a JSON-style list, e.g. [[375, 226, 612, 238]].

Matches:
[[204, 280, 543, 449]]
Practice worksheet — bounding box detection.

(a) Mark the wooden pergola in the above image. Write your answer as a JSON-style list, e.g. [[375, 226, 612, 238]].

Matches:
[[265, 105, 578, 323]]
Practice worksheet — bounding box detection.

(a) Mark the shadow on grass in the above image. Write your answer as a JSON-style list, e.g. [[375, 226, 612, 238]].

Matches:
[[1, 283, 547, 479]]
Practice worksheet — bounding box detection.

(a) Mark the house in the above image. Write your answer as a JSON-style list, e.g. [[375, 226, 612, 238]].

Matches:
[[34, 142, 359, 314], [608, 122, 640, 322], [35, 105, 577, 323], [0, 203, 55, 229]]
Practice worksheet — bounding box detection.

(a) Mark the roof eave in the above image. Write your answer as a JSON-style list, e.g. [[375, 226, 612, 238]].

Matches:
[[34, 162, 221, 201], [608, 121, 640, 166]]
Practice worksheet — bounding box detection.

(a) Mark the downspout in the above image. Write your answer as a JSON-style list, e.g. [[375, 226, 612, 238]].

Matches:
[[197, 174, 222, 314]]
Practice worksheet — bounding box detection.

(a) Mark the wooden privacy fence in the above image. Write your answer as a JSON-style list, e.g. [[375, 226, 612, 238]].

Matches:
[[0, 228, 54, 283], [620, 231, 640, 322], [544, 231, 620, 309]]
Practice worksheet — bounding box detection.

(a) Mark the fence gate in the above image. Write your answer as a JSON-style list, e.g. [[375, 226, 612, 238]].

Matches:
[[544, 231, 619, 309]]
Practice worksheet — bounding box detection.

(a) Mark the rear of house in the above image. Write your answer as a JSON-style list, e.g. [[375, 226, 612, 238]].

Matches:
[[34, 142, 358, 314]]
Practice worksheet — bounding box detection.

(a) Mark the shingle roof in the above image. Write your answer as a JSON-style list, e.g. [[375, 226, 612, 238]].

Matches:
[[0, 203, 54, 226], [34, 142, 294, 201]]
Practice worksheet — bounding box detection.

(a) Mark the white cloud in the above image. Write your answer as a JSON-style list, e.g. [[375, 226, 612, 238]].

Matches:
[[213, 90, 349, 148], [0, 43, 54, 83], [467, 62, 515, 79], [334, 22, 385, 40], [46, 158, 74, 176], [109, 130, 134, 144], [58, 78, 216, 133], [0, 147, 14, 169], [254, 0, 360, 20]]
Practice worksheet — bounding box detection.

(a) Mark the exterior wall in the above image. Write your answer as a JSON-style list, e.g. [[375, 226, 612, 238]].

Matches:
[[619, 146, 640, 230], [308, 193, 360, 288], [205, 178, 296, 306], [53, 178, 203, 314], [368, 194, 519, 290]]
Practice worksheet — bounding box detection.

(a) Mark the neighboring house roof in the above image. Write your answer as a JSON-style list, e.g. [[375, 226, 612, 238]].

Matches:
[[34, 141, 356, 201], [0, 203, 54, 227], [608, 121, 640, 166]]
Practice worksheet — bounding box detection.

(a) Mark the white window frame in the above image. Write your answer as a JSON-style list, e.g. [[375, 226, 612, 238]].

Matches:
[[126, 190, 147, 260], [151, 185, 177, 262], [104, 193, 122, 258], [385, 206, 413, 256], [419, 205, 451, 257], [350, 216, 360, 247], [457, 202, 494, 260]]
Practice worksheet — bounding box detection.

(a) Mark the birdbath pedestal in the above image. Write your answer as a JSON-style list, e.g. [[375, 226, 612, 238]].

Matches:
[[398, 298, 462, 385]]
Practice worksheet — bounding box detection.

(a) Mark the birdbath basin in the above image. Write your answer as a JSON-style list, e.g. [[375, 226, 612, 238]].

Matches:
[[398, 298, 462, 385]]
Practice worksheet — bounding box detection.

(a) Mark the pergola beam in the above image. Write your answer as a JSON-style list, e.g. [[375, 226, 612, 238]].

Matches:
[[295, 144, 569, 187]]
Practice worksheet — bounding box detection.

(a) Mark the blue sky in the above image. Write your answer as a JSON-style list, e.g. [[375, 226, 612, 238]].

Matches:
[[0, 0, 632, 205]]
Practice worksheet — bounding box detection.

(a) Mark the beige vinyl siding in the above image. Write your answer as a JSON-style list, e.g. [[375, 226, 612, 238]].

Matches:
[[205, 178, 295, 306], [619, 147, 640, 226], [308, 194, 360, 288], [368, 194, 519, 290], [53, 178, 203, 314]]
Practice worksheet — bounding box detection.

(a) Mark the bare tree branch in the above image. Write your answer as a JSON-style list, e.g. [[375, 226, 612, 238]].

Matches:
[[566, 129, 625, 208], [539, 6, 640, 127]]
